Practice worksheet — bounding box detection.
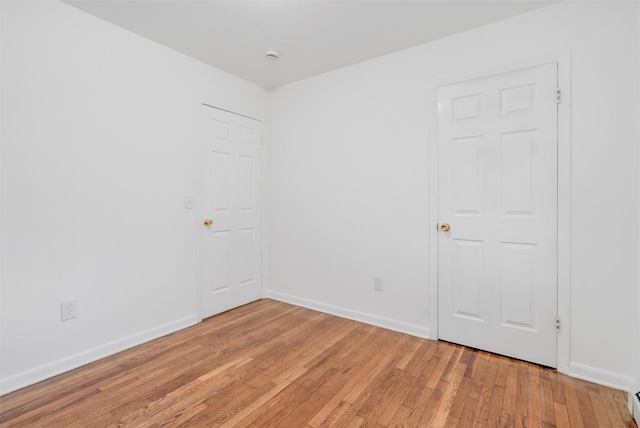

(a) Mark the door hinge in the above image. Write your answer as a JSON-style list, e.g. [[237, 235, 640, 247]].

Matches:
[[556, 88, 561, 104], [556, 317, 561, 333]]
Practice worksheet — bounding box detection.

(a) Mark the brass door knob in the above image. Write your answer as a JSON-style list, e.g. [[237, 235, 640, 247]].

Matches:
[[441, 223, 450, 232], [204, 219, 213, 226]]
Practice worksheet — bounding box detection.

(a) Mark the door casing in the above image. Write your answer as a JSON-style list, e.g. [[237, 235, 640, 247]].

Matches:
[[428, 51, 572, 374]]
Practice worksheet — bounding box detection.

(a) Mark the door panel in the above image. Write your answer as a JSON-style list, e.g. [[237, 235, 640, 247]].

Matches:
[[452, 239, 483, 320], [199, 106, 262, 318], [438, 63, 558, 367], [453, 136, 483, 214]]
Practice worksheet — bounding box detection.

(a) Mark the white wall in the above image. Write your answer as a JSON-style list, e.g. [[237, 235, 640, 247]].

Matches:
[[0, 0, 266, 393], [268, 1, 639, 389]]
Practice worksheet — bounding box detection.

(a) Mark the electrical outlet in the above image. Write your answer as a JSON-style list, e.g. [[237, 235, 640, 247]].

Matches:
[[374, 276, 383, 291], [61, 300, 77, 321]]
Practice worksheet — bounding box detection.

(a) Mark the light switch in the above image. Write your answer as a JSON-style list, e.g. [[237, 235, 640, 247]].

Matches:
[[184, 195, 194, 209]]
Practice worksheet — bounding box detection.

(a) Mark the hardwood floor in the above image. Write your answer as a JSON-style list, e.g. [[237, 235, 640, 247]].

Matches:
[[0, 299, 635, 427]]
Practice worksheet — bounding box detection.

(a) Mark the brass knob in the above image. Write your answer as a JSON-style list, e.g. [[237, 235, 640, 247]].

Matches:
[[204, 219, 213, 226], [441, 223, 450, 232]]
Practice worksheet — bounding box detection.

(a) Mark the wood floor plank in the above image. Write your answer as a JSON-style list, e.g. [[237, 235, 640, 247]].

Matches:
[[597, 384, 631, 428], [447, 375, 474, 424], [429, 362, 467, 428], [514, 364, 530, 428], [539, 369, 556, 426], [563, 376, 587, 428], [366, 370, 413, 427], [219, 367, 308, 428], [554, 401, 572, 428], [502, 362, 519, 423], [612, 386, 637, 428], [0, 299, 635, 428], [585, 383, 613, 427], [471, 352, 499, 428], [485, 362, 507, 427]]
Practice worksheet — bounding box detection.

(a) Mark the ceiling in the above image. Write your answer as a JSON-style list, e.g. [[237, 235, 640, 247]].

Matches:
[[64, 1, 559, 89]]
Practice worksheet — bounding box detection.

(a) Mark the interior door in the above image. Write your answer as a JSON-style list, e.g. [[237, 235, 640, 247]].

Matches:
[[437, 63, 558, 367], [199, 105, 262, 318]]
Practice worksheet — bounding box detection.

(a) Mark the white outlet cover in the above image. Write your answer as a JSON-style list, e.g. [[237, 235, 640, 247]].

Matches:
[[61, 300, 77, 321]]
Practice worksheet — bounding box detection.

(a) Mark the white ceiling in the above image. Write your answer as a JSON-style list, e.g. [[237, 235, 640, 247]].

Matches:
[[64, 0, 559, 89]]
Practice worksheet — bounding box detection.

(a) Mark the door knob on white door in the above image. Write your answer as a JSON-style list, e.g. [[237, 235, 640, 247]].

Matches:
[[441, 223, 450, 232], [204, 219, 213, 226]]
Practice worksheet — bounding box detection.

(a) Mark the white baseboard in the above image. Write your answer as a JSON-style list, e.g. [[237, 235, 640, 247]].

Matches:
[[0, 315, 199, 395], [268, 291, 431, 339], [569, 362, 635, 391]]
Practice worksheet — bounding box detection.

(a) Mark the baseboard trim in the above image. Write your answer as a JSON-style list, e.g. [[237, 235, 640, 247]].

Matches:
[[0, 315, 199, 395], [569, 362, 635, 391], [268, 291, 431, 340]]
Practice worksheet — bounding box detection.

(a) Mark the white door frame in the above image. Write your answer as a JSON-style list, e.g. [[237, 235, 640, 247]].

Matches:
[[195, 103, 266, 321], [428, 51, 572, 374]]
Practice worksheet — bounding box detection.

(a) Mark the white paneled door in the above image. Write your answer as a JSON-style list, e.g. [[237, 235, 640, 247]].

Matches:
[[199, 105, 262, 319], [437, 63, 558, 367]]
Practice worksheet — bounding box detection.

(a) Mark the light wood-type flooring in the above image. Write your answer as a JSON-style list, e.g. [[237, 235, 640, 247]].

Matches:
[[0, 299, 636, 427]]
